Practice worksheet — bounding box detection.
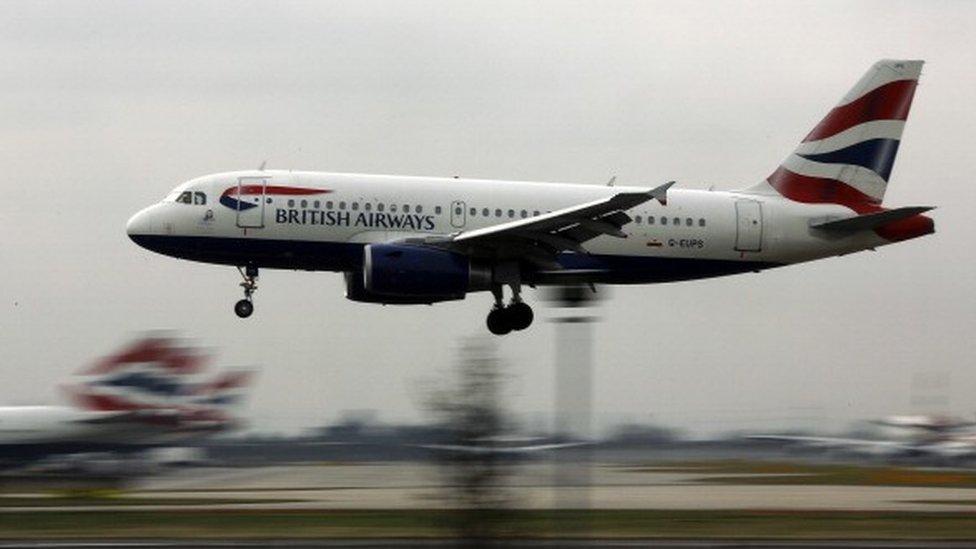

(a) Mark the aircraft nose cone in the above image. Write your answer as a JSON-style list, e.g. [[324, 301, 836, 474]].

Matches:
[[126, 207, 155, 242]]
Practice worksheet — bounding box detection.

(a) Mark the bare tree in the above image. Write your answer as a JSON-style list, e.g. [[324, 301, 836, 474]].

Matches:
[[423, 337, 515, 545]]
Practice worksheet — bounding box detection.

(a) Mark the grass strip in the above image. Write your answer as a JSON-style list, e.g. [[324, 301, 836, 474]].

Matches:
[[3, 509, 976, 540]]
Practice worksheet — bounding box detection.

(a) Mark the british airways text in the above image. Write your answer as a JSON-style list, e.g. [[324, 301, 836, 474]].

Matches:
[[275, 209, 436, 231]]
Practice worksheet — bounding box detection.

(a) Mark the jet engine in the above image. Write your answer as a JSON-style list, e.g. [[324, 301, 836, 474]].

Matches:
[[345, 244, 491, 304]]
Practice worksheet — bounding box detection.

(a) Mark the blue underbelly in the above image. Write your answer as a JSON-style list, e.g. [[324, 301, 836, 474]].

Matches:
[[129, 235, 780, 282]]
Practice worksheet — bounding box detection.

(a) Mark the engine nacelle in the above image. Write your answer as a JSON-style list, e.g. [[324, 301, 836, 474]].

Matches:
[[347, 244, 491, 304]]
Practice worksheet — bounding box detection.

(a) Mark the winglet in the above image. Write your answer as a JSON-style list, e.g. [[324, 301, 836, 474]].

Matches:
[[650, 181, 675, 205]]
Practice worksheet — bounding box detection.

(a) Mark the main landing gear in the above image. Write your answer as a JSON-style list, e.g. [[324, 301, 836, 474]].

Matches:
[[486, 284, 534, 336], [234, 265, 258, 318]]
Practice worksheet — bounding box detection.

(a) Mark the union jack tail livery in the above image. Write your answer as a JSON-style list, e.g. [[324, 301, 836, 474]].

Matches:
[[63, 337, 254, 432], [743, 59, 933, 244], [753, 59, 923, 209]]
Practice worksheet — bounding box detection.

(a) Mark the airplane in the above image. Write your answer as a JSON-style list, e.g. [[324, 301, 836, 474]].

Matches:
[[0, 337, 253, 473], [871, 415, 976, 433], [749, 415, 976, 461], [127, 60, 934, 335]]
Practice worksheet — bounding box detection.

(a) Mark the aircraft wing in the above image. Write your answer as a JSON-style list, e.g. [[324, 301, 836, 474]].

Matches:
[[439, 182, 673, 266]]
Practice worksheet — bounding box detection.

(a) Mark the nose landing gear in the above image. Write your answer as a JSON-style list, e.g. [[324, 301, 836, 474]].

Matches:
[[486, 284, 534, 336], [235, 265, 258, 318]]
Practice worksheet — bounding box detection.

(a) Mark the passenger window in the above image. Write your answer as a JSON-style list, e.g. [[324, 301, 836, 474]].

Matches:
[[364, 202, 371, 211], [326, 201, 334, 209], [469, 207, 476, 216], [673, 217, 680, 225], [435, 206, 442, 215], [301, 200, 308, 208], [405, 205, 412, 213], [416, 205, 423, 214], [648, 216, 655, 225], [686, 218, 693, 226], [193, 192, 206, 205], [377, 203, 384, 212], [520, 210, 527, 218], [339, 201, 346, 210], [507, 209, 514, 218], [482, 208, 489, 217], [177, 191, 192, 204], [454, 206, 462, 215], [495, 209, 502, 217], [288, 199, 295, 207], [699, 218, 706, 227], [661, 217, 667, 225], [352, 202, 359, 211], [314, 200, 321, 209], [390, 204, 397, 213], [635, 215, 642, 224], [533, 210, 540, 217]]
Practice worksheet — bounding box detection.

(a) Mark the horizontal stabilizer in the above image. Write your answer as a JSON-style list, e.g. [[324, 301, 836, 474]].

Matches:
[[810, 206, 933, 232]]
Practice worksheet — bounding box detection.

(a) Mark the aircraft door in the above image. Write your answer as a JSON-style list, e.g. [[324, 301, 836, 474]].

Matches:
[[236, 176, 267, 229], [450, 200, 466, 228], [734, 199, 763, 252]]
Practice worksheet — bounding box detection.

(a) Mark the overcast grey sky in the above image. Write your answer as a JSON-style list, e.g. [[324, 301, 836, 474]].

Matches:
[[2, 0, 973, 435]]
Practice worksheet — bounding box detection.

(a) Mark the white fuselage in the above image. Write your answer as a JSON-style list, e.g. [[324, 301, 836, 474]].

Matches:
[[127, 170, 888, 282], [0, 406, 162, 448]]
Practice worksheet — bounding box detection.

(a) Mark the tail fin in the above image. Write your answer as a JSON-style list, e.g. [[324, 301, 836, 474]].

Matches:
[[65, 336, 210, 412], [748, 60, 923, 209]]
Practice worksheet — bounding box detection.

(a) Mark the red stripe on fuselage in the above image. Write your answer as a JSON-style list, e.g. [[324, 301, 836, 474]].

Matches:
[[803, 79, 918, 142], [224, 186, 331, 197]]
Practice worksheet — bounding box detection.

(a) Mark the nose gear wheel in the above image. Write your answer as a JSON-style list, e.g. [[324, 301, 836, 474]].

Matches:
[[235, 265, 259, 318]]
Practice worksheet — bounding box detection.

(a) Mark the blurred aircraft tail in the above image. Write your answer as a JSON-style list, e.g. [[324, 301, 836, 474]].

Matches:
[[61, 336, 254, 432], [65, 336, 210, 413]]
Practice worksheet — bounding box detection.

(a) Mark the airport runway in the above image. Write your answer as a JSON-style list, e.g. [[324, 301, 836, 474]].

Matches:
[[5, 463, 976, 512], [128, 463, 976, 512]]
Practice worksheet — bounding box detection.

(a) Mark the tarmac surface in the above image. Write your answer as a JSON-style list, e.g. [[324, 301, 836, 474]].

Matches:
[[6, 463, 976, 512]]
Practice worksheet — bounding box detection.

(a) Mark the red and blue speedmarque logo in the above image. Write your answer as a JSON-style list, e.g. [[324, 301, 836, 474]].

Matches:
[[219, 185, 331, 211]]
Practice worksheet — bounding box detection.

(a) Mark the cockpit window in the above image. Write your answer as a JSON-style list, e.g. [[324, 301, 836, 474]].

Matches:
[[174, 191, 206, 205]]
